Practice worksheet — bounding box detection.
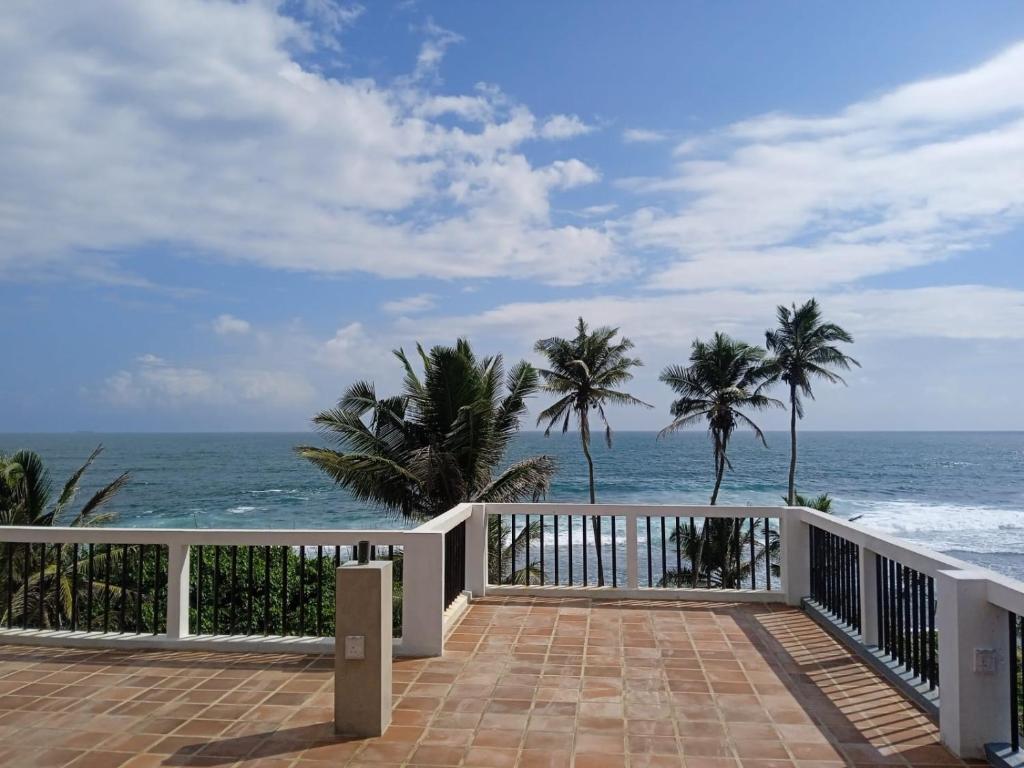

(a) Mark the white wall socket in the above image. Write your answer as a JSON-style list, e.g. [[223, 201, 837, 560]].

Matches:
[[344, 635, 365, 660]]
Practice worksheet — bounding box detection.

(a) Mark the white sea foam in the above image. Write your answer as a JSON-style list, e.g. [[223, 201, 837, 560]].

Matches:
[[227, 505, 256, 514], [843, 499, 1024, 554]]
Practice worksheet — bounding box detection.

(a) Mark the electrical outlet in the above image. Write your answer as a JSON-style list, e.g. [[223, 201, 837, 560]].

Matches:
[[974, 648, 997, 674], [344, 635, 365, 660]]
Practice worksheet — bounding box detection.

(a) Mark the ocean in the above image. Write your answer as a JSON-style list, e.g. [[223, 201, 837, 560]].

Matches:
[[2, 431, 1023, 580]]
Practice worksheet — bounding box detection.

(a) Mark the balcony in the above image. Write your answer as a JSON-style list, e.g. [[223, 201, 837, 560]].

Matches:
[[0, 504, 1020, 766]]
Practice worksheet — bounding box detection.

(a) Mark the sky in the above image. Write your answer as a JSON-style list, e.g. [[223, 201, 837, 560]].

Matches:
[[3, 0, 1024, 432]]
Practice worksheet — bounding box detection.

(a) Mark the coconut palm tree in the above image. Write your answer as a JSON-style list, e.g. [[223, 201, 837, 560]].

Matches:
[[765, 299, 859, 505], [659, 517, 779, 589], [659, 333, 781, 585], [534, 318, 651, 586], [0, 445, 130, 628], [298, 339, 555, 521]]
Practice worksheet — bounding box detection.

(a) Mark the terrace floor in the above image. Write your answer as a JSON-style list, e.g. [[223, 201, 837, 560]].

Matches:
[[0, 597, 983, 768]]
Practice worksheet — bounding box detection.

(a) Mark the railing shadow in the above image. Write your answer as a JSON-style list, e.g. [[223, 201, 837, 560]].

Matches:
[[163, 721, 361, 766]]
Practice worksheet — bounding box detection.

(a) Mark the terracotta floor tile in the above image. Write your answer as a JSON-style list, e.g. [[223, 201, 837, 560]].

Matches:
[[0, 597, 971, 768]]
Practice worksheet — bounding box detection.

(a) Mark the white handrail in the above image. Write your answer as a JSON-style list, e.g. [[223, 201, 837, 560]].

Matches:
[[0, 527, 411, 546], [484, 503, 785, 518]]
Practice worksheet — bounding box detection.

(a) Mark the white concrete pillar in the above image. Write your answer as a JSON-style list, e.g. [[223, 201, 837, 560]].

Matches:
[[335, 560, 392, 737], [936, 569, 1011, 759], [465, 504, 488, 598], [780, 508, 810, 607], [626, 513, 638, 590], [165, 543, 190, 639], [400, 531, 444, 657], [859, 547, 879, 646]]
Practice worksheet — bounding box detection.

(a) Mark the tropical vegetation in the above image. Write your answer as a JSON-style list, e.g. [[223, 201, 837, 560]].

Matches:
[[0, 446, 130, 628], [765, 298, 859, 505], [534, 317, 650, 586]]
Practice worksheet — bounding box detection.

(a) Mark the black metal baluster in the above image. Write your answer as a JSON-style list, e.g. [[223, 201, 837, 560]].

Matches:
[[911, 570, 920, 677], [525, 515, 531, 583], [749, 518, 756, 590], [212, 545, 221, 635], [246, 546, 254, 635], [103, 544, 111, 633], [281, 546, 289, 635], [38, 543, 46, 628], [676, 516, 682, 582], [660, 517, 667, 587], [263, 546, 271, 635], [135, 545, 144, 633], [540, 516, 545, 586], [927, 576, 936, 688], [86, 543, 94, 632], [646, 516, 653, 587], [54, 543, 63, 629], [153, 546, 163, 634], [554, 516, 560, 585], [582, 515, 588, 585], [875, 554, 884, 651], [567, 516, 573, 586], [119, 543, 129, 631], [765, 519, 772, 590], [229, 546, 238, 635], [70, 543, 78, 631], [889, 558, 898, 659], [299, 547, 306, 635], [611, 516, 617, 588], [195, 545, 204, 634], [511, 515, 517, 582], [316, 545, 323, 636]]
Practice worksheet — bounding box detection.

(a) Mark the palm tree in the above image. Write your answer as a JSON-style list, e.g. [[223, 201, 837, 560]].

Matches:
[[298, 340, 555, 585], [659, 518, 779, 589], [659, 333, 781, 585], [0, 445, 130, 628], [788, 492, 833, 513], [765, 299, 859, 505], [534, 318, 651, 586]]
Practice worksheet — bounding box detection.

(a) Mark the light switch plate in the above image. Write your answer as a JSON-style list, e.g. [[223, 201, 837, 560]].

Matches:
[[344, 635, 365, 660]]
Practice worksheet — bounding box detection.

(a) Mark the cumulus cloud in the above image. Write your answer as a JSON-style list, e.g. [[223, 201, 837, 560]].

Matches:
[[622, 128, 668, 143], [0, 1, 611, 286], [627, 42, 1024, 292], [381, 293, 436, 314], [212, 314, 252, 335], [539, 114, 594, 140], [104, 353, 315, 409]]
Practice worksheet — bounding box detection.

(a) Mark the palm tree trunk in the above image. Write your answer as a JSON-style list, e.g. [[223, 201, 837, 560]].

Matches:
[[696, 439, 727, 587], [787, 382, 798, 505], [580, 429, 605, 586]]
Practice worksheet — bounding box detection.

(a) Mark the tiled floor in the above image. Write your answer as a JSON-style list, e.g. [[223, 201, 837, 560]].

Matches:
[[0, 596, 982, 767]]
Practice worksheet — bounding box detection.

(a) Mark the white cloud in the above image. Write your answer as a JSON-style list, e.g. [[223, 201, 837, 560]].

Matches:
[[539, 114, 594, 140], [212, 314, 252, 335], [627, 42, 1024, 291], [413, 19, 463, 80], [381, 293, 436, 314], [622, 128, 668, 143], [0, 1, 615, 286]]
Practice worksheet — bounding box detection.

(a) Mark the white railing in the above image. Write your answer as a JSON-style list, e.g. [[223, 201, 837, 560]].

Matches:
[[2, 501, 1023, 761], [0, 503, 474, 658], [478, 503, 785, 600]]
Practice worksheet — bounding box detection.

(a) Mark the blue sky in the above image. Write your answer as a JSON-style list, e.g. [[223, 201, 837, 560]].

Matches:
[[3, 0, 1024, 432]]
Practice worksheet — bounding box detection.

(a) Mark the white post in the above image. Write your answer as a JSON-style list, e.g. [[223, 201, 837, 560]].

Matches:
[[400, 531, 445, 657], [936, 569, 1011, 759], [335, 560, 392, 737], [166, 543, 190, 639], [626, 512, 638, 590], [465, 504, 487, 598], [859, 547, 879, 646], [780, 508, 810, 607]]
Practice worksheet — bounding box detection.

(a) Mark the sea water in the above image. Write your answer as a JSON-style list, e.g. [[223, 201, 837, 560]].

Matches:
[[2, 431, 1023, 579]]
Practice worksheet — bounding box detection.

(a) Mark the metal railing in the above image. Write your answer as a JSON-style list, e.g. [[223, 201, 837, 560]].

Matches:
[[483, 504, 783, 597], [442, 522, 465, 609], [877, 554, 937, 691], [809, 525, 860, 632]]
